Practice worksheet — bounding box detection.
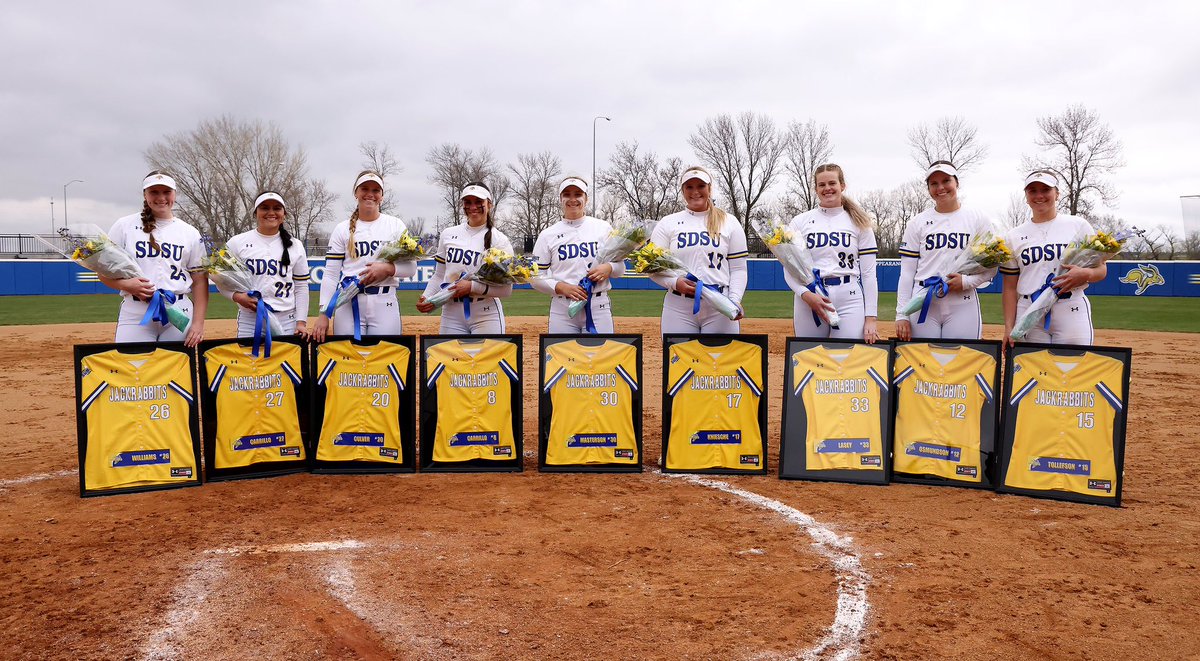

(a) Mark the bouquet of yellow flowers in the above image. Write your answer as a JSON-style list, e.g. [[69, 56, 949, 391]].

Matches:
[[425, 249, 540, 309], [751, 217, 839, 328], [41, 225, 190, 332], [202, 244, 285, 347], [565, 219, 651, 319], [372, 230, 437, 263], [1011, 227, 1143, 340], [629, 241, 741, 320], [899, 231, 1013, 322]]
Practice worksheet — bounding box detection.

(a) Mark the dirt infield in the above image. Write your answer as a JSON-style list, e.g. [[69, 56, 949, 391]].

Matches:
[[1, 318, 1197, 660]]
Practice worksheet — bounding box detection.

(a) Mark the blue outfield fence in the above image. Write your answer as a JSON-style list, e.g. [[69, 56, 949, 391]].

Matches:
[[0, 258, 1197, 297]]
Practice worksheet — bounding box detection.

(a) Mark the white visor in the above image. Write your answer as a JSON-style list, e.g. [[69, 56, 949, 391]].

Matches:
[[558, 177, 589, 195], [1024, 171, 1058, 189], [460, 184, 492, 201], [254, 192, 286, 209], [679, 168, 712, 186], [142, 173, 177, 191], [925, 163, 958, 180], [354, 172, 384, 190]]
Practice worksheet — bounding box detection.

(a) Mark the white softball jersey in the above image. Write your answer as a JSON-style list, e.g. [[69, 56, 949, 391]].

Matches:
[[896, 205, 998, 310], [318, 213, 416, 308], [223, 229, 311, 335], [107, 214, 206, 297], [530, 216, 627, 296], [784, 206, 879, 317], [1000, 214, 1096, 296], [648, 209, 748, 302], [422, 223, 515, 334]]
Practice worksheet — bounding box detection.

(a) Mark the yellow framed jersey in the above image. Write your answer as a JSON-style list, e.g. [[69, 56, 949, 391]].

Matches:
[[662, 336, 767, 473], [999, 346, 1129, 505], [892, 343, 999, 485], [539, 337, 641, 469], [421, 337, 522, 468], [779, 340, 891, 485], [201, 340, 307, 478], [313, 339, 415, 471], [75, 345, 200, 495]]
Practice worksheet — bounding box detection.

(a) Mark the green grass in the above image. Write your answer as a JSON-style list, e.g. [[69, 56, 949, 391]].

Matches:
[[2, 291, 1197, 333]]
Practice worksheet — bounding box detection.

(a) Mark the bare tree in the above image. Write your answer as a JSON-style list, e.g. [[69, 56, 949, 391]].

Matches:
[[425, 143, 509, 228], [1181, 230, 1200, 260], [1132, 226, 1180, 260], [1000, 193, 1030, 230], [597, 141, 684, 222], [504, 151, 563, 239], [781, 119, 834, 212], [857, 189, 903, 258], [1022, 104, 1125, 217], [688, 112, 785, 232], [907, 116, 989, 172], [144, 115, 336, 245], [596, 193, 628, 224], [359, 141, 402, 214], [1083, 213, 1131, 236]]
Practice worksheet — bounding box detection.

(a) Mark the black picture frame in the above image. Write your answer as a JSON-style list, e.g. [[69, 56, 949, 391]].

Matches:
[[419, 334, 524, 473], [890, 339, 1004, 490], [779, 338, 893, 485], [309, 335, 418, 474], [537, 334, 643, 473], [198, 336, 311, 482], [996, 341, 1132, 507], [74, 342, 202, 498], [660, 334, 769, 475]]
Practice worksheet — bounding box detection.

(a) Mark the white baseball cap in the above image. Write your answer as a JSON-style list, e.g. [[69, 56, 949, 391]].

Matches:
[[558, 177, 589, 195], [680, 168, 712, 186], [142, 173, 177, 191], [1024, 171, 1058, 189], [925, 162, 959, 180], [354, 172, 384, 190], [254, 192, 286, 209], [460, 184, 492, 201]]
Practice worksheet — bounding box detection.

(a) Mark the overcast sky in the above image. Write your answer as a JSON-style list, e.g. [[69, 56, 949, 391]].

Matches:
[[1, 0, 1197, 238]]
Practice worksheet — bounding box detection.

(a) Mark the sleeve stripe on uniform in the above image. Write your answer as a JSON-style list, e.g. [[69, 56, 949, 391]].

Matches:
[[187, 266, 207, 273], [281, 361, 303, 386], [615, 364, 638, 391], [81, 382, 109, 412], [293, 274, 311, 282], [1096, 382, 1123, 412], [794, 370, 814, 397], [893, 366, 915, 385], [210, 365, 226, 393], [1010, 378, 1038, 406], [168, 381, 194, 404], [727, 251, 749, 259], [975, 373, 994, 402], [736, 366, 762, 397], [999, 266, 1020, 275], [859, 248, 878, 255], [434, 255, 446, 264], [388, 364, 405, 390], [543, 366, 567, 393], [667, 369, 694, 397], [867, 367, 888, 392], [898, 249, 920, 258], [427, 363, 445, 389], [325, 253, 345, 261], [499, 359, 519, 382], [317, 360, 337, 386]]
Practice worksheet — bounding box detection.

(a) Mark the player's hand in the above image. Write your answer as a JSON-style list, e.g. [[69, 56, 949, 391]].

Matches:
[[732, 305, 744, 321], [895, 319, 912, 341], [863, 317, 880, 344], [946, 273, 966, 292], [1052, 264, 1091, 293], [1003, 322, 1016, 347], [586, 263, 613, 283], [555, 282, 588, 301], [122, 277, 156, 301], [675, 277, 697, 296], [357, 261, 396, 287], [232, 292, 258, 311], [800, 290, 835, 323], [294, 321, 309, 340], [311, 315, 330, 342], [415, 296, 435, 314], [450, 279, 475, 298], [184, 320, 205, 348]]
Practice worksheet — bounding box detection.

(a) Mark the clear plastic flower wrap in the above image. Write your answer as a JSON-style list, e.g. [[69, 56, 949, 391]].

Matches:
[[41, 225, 190, 332], [898, 231, 1013, 321], [372, 230, 437, 263], [1010, 228, 1143, 340], [629, 241, 741, 320], [750, 217, 839, 328], [425, 249, 540, 310], [201, 245, 285, 337], [566, 218, 651, 319]]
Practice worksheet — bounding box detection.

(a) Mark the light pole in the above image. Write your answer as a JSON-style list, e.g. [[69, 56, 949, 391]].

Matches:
[[63, 179, 83, 228], [50, 197, 55, 233], [592, 116, 610, 215]]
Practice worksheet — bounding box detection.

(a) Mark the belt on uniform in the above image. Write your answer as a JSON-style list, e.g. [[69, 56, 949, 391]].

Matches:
[[362, 286, 391, 294], [135, 293, 187, 303], [1022, 291, 1072, 300], [672, 284, 725, 299], [558, 291, 607, 300], [819, 275, 851, 285], [452, 296, 489, 303]]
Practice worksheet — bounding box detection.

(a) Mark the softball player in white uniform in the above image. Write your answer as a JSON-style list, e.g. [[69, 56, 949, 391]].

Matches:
[[784, 164, 879, 342], [416, 182, 513, 334], [530, 176, 625, 333], [650, 167, 747, 334], [220, 192, 311, 337], [1002, 171, 1105, 346], [895, 162, 997, 341], [102, 171, 208, 346], [312, 171, 415, 341]]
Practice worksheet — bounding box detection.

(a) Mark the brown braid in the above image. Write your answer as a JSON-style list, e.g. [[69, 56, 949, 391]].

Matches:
[[140, 201, 160, 250]]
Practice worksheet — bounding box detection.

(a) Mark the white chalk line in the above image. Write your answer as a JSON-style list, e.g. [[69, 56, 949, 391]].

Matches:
[[665, 473, 871, 661], [0, 469, 75, 490], [204, 539, 365, 556]]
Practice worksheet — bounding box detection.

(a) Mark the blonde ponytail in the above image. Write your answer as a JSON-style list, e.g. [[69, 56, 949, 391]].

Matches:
[[346, 209, 360, 260], [706, 205, 726, 237]]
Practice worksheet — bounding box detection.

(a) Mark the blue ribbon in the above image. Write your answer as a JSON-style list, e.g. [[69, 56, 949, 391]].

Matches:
[[916, 276, 950, 324], [1029, 273, 1061, 331], [324, 276, 363, 340], [684, 273, 721, 316], [803, 269, 832, 327], [246, 291, 274, 358], [442, 274, 471, 320], [139, 289, 177, 327], [577, 277, 597, 334]]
